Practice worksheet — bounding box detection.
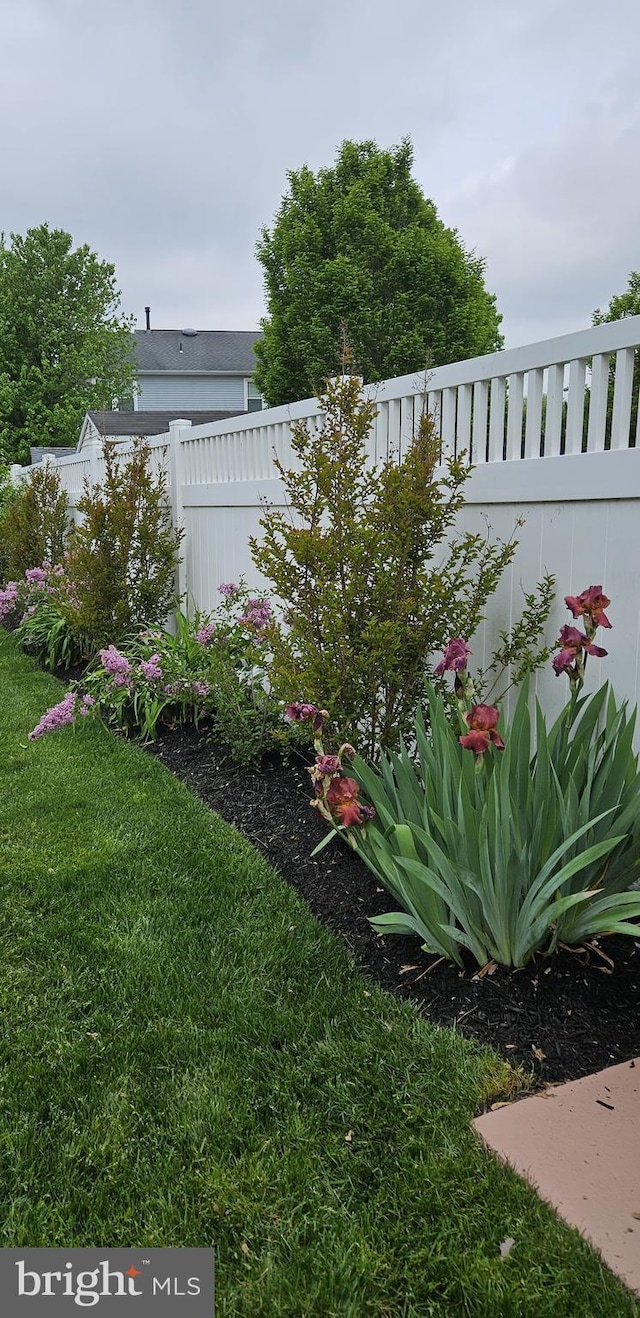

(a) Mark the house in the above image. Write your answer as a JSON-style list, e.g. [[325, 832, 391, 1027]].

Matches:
[[71, 316, 264, 450], [130, 316, 264, 414], [77, 408, 245, 451]]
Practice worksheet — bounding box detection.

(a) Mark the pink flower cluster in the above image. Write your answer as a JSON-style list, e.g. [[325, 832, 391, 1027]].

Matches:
[[196, 623, 217, 646], [28, 692, 94, 741], [29, 691, 77, 740], [0, 581, 19, 621], [218, 582, 239, 599], [99, 645, 134, 688], [160, 678, 210, 699], [1, 561, 81, 621], [239, 598, 272, 631], [24, 567, 47, 586], [139, 653, 163, 682]]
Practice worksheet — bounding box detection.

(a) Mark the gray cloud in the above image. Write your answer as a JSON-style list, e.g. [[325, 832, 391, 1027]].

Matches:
[[1, 0, 638, 345]]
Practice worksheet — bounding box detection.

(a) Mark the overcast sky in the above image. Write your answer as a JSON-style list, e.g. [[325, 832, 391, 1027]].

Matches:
[[1, 0, 639, 350]]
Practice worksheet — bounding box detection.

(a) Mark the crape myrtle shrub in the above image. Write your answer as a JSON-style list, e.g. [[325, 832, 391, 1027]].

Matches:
[[0, 462, 69, 583], [251, 373, 547, 759], [64, 438, 183, 647]]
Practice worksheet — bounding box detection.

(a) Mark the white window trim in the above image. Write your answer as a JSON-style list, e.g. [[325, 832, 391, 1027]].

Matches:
[[244, 377, 264, 411]]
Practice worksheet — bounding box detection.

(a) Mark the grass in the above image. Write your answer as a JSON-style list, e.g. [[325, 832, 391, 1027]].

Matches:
[[0, 633, 637, 1317]]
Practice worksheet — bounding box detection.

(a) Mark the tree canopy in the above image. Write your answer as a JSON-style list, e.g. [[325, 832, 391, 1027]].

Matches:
[[254, 138, 503, 407], [593, 270, 640, 325], [0, 224, 136, 464]]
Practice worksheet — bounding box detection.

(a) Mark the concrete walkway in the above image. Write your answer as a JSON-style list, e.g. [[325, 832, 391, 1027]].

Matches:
[[474, 1058, 640, 1295]]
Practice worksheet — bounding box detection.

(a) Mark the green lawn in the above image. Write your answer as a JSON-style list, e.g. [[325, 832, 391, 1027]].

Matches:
[[0, 635, 637, 1317]]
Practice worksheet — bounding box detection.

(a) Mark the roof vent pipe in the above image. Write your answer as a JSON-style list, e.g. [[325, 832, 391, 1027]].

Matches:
[[145, 306, 151, 332]]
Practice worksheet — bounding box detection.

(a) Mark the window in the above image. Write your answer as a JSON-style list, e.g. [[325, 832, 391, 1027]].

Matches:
[[246, 378, 264, 412]]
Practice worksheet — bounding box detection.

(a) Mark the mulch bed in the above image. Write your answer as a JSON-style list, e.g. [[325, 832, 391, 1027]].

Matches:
[[8, 620, 638, 1090], [146, 723, 640, 1088]]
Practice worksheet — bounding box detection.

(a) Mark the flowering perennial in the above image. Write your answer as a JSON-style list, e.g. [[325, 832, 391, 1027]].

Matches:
[[139, 653, 163, 682], [239, 598, 272, 632], [434, 638, 472, 675], [0, 561, 81, 627], [552, 626, 607, 677], [565, 586, 612, 629], [432, 638, 504, 760], [292, 708, 374, 835], [196, 623, 217, 646], [285, 702, 327, 734], [24, 566, 47, 586], [22, 583, 285, 755], [323, 775, 375, 828], [99, 645, 134, 688], [0, 581, 19, 621], [29, 692, 78, 740], [459, 704, 505, 755], [553, 586, 611, 688]]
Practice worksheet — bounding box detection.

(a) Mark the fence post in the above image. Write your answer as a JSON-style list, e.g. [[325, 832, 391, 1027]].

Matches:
[[168, 419, 190, 604], [88, 440, 102, 489]]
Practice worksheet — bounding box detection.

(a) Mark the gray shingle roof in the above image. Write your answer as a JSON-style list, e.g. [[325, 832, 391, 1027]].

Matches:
[[133, 330, 262, 374], [87, 409, 245, 437], [30, 446, 76, 463]]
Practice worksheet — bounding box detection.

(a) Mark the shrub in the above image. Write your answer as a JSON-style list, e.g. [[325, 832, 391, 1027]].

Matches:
[[200, 581, 309, 766], [15, 592, 91, 672], [307, 589, 640, 969], [0, 462, 69, 582], [251, 372, 550, 758], [1, 561, 90, 670], [64, 438, 183, 646]]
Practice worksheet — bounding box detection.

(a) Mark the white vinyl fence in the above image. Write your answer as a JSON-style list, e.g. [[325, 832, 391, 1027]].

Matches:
[[13, 315, 640, 731]]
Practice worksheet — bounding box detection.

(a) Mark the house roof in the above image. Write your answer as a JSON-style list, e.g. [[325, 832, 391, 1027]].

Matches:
[[30, 446, 76, 463], [133, 329, 262, 374], [86, 409, 244, 438]]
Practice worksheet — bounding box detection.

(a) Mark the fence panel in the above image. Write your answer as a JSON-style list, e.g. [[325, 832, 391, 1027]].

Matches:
[[13, 317, 640, 739]]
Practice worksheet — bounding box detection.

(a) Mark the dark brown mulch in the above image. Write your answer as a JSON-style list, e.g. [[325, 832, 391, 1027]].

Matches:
[[147, 723, 640, 1088], [8, 617, 638, 1089]]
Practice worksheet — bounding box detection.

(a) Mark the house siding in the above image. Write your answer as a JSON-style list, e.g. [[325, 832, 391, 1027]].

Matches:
[[138, 374, 246, 410]]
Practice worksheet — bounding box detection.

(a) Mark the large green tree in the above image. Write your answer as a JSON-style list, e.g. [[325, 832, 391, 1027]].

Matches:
[[593, 270, 640, 325], [0, 224, 136, 463], [255, 138, 503, 407]]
